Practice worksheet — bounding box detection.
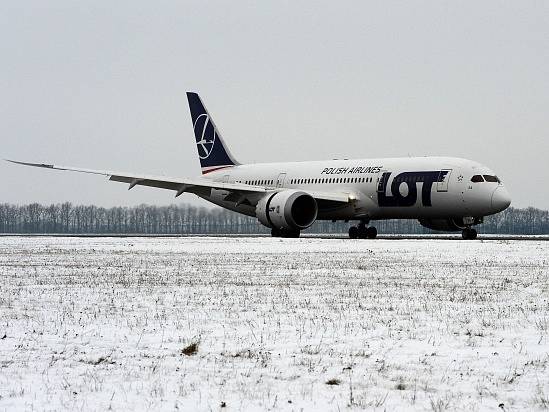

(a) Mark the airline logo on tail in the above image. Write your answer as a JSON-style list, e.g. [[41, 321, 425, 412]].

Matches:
[[187, 92, 240, 174], [193, 113, 216, 159]]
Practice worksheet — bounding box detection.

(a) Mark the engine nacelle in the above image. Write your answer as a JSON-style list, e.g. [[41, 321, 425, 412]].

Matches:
[[418, 218, 474, 232], [256, 190, 318, 230]]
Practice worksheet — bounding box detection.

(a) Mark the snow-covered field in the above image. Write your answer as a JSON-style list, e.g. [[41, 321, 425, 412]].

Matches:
[[0, 237, 548, 411]]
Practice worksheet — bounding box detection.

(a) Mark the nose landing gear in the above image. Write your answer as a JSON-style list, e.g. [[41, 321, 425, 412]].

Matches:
[[462, 228, 477, 240], [349, 221, 377, 239]]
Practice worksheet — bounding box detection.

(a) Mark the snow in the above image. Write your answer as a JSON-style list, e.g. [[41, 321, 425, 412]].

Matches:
[[0, 236, 548, 411]]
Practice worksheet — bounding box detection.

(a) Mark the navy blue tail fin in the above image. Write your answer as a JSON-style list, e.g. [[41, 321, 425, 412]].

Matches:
[[186, 92, 239, 174]]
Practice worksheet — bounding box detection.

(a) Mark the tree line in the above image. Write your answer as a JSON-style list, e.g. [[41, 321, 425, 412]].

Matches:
[[0, 202, 548, 235]]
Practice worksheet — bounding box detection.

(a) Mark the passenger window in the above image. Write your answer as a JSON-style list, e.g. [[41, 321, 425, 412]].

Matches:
[[471, 175, 484, 183]]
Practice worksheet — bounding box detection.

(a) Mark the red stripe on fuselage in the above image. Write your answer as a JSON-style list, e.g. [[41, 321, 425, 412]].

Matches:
[[201, 165, 232, 175]]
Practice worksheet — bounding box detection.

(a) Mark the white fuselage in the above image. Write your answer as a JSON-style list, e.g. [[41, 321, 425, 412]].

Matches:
[[201, 156, 511, 221]]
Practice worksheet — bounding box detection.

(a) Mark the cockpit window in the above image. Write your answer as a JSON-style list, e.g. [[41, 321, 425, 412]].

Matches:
[[471, 175, 484, 183], [483, 175, 500, 183]]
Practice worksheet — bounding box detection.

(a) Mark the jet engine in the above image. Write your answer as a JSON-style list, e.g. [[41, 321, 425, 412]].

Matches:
[[256, 190, 318, 231]]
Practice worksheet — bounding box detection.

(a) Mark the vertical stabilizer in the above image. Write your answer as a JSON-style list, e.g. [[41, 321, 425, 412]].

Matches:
[[186, 92, 240, 174]]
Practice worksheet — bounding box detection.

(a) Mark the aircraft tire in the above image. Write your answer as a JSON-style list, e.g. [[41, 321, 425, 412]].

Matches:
[[272, 228, 300, 238], [349, 226, 359, 239], [283, 230, 300, 238], [462, 228, 477, 240], [366, 226, 378, 239]]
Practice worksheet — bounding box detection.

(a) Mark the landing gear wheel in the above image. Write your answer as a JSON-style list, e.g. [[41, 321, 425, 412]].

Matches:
[[352, 222, 377, 239], [349, 226, 359, 239], [462, 228, 477, 240], [357, 225, 368, 239], [271, 228, 300, 238], [283, 230, 300, 238]]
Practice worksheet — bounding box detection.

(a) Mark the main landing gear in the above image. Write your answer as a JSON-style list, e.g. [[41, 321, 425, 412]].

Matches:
[[271, 228, 300, 238], [462, 228, 478, 240], [348, 221, 377, 239]]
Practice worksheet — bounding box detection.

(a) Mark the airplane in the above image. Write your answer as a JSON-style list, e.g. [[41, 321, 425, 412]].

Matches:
[[6, 92, 511, 240]]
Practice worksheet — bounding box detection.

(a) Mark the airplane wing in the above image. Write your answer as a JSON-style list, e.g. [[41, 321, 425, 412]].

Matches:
[[6, 159, 351, 203]]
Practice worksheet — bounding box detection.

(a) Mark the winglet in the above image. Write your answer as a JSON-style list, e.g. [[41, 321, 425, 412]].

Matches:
[[5, 159, 56, 169]]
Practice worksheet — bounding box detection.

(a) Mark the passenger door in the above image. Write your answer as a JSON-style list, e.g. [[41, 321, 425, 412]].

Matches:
[[436, 169, 451, 192], [276, 173, 286, 188]]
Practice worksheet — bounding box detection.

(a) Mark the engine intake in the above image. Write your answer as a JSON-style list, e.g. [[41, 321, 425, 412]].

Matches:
[[256, 190, 318, 230]]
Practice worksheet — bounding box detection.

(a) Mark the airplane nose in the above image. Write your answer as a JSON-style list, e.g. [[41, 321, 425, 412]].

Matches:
[[491, 186, 511, 212]]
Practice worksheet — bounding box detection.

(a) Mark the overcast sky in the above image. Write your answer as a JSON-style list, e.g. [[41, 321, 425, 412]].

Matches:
[[1, 1, 548, 209]]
